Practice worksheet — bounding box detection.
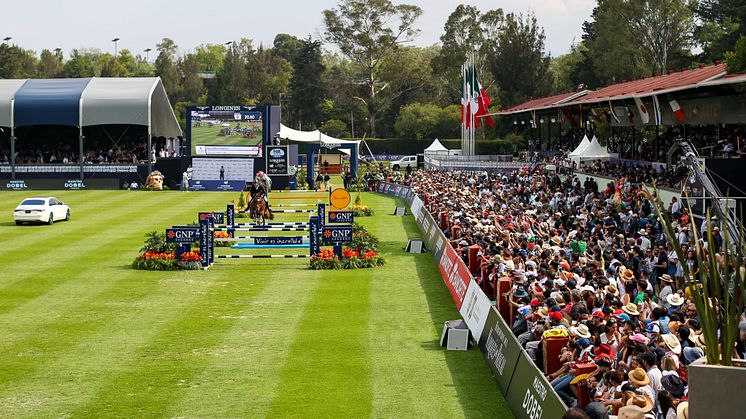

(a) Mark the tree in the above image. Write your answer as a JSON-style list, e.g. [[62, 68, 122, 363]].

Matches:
[[272, 34, 304, 62], [695, 0, 746, 62], [289, 38, 326, 129], [550, 44, 584, 93], [0, 44, 37, 78], [323, 0, 423, 138], [63, 49, 102, 77], [394, 102, 441, 140], [490, 12, 552, 108], [431, 5, 504, 105], [320, 119, 348, 137], [178, 54, 206, 103], [38, 49, 64, 78], [212, 43, 248, 104], [193, 44, 227, 74], [726, 35, 746, 73], [155, 38, 181, 103]]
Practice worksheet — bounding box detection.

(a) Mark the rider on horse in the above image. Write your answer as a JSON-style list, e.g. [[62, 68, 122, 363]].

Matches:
[[248, 171, 272, 218]]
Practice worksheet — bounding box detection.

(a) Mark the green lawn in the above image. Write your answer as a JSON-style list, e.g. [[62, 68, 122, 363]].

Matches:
[[191, 123, 262, 154], [0, 191, 510, 418]]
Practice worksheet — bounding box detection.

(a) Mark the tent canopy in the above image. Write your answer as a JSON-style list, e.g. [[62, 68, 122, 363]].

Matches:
[[568, 135, 591, 157], [572, 136, 611, 163], [0, 77, 181, 138], [424, 138, 449, 152], [277, 124, 360, 146]]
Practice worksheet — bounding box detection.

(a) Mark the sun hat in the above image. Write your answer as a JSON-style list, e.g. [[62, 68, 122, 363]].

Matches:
[[662, 333, 682, 354], [536, 307, 549, 318], [626, 394, 654, 412], [668, 321, 681, 334], [677, 401, 689, 419], [576, 337, 593, 348], [617, 405, 645, 419], [621, 268, 635, 281], [605, 284, 620, 297], [628, 367, 650, 386], [693, 333, 707, 350], [551, 236, 562, 246], [629, 333, 648, 345], [622, 303, 640, 316], [593, 343, 617, 361], [505, 260, 516, 271], [512, 288, 528, 299], [660, 274, 673, 283], [570, 323, 592, 339], [661, 374, 686, 398], [667, 293, 685, 307], [638, 229, 647, 236]]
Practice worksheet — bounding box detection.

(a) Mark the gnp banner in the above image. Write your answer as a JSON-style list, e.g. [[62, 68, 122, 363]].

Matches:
[[437, 243, 471, 310]]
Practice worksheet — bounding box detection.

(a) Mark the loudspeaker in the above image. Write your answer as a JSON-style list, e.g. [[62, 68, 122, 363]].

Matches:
[[406, 239, 424, 253], [393, 206, 406, 216], [440, 319, 470, 351]]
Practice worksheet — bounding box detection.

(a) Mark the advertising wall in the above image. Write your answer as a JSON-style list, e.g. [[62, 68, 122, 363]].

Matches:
[[377, 182, 566, 419]]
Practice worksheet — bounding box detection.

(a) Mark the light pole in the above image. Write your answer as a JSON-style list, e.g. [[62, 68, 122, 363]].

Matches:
[[3, 37, 11, 44], [111, 37, 120, 56], [143, 48, 151, 62]]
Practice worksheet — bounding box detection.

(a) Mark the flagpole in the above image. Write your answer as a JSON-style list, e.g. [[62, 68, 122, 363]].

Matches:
[[470, 52, 475, 157]]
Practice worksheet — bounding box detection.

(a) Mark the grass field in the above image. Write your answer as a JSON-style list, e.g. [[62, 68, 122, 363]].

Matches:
[[191, 123, 263, 155], [0, 191, 511, 418]]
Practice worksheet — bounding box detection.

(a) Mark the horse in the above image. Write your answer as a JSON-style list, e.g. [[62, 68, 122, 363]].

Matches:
[[248, 192, 273, 225]]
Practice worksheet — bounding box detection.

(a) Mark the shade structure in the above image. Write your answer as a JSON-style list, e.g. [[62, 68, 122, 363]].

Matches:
[[13, 78, 92, 127], [568, 135, 591, 157], [0, 77, 181, 138], [0, 79, 28, 127], [571, 136, 611, 166], [424, 139, 449, 153], [277, 124, 360, 147]]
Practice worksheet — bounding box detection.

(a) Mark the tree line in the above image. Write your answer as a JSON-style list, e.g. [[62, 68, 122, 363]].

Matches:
[[0, 0, 744, 141]]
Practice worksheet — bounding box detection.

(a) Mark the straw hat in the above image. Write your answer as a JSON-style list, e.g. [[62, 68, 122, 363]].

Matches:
[[660, 274, 673, 283], [621, 268, 635, 281], [504, 260, 516, 271], [638, 229, 647, 236], [617, 405, 645, 419], [677, 401, 689, 419], [605, 284, 620, 297], [628, 367, 650, 386], [551, 236, 562, 246], [694, 333, 707, 350], [668, 321, 681, 334], [667, 293, 685, 307], [622, 303, 640, 316], [536, 307, 549, 318], [662, 333, 682, 355], [626, 394, 654, 412], [570, 323, 591, 339]]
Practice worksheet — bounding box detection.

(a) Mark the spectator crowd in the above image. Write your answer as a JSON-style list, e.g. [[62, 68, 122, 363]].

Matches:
[[409, 166, 746, 419]]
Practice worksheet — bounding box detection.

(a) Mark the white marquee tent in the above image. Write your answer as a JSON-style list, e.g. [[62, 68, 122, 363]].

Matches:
[[424, 138, 449, 154]]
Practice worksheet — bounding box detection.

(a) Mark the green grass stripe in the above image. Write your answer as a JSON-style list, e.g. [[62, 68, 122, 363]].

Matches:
[[163, 268, 323, 417], [265, 268, 373, 418]]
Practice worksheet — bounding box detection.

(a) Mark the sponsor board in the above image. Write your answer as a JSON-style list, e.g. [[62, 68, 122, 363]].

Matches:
[[255, 236, 304, 246], [199, 211, 225, 225], [166, 227, 200, 243], [478, 308, 523, 392], [328, 211, 354, 224], [3, 180, 29, 190], [504, 348, 567, 419], [0, 165, 137, 174], [330, 188, 351, 209], [192, 158, 254, 181], [189, 180, 246, 192], [0, 178, 119, 190], [266, 145, 289, 175], [459, 280, 492, 339], [321, 226, 353, 244], [437, 244, 471, 309]]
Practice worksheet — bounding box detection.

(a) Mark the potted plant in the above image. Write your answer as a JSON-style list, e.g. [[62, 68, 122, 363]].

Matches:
[[649, 187, 746, 417]]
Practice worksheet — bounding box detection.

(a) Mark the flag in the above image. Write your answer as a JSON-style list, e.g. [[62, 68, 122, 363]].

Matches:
[[626, 106, 635, 124], [634, 97, 650, 124], [668, 94, 686, 121], [475, 79, 495, 127], [608, 101, 620, 124], [460, 64, 482, 129], [557, 108, 564, 124], [651, 95, 662, 125]]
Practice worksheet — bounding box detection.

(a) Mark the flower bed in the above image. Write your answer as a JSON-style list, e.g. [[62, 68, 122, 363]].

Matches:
[[309, 223, 385, 270], [350, 204, 374, 217], [214, 231, 234, 247], [132, 231, 203, 271]]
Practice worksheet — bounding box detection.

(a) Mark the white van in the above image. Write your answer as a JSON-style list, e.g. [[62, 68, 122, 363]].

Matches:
[[390, 155, 417, 171]]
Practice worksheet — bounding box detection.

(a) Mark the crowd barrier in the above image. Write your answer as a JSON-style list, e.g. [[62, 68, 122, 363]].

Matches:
[[377, 181, 567, 419]]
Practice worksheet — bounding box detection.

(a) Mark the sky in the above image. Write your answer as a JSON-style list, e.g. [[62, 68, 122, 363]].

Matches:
[[0, 0, 595, 58]]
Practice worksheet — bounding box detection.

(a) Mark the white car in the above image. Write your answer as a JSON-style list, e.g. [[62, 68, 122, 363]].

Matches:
[[14, 197, 70, 225], [390, 155, 418, 171]]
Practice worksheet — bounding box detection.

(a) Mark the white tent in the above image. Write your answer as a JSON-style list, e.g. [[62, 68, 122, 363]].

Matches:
[[568, 135, 591, 158], [277, 124, 360, 147], [424, 138, 449, 153], [571, 136, 612, 165]]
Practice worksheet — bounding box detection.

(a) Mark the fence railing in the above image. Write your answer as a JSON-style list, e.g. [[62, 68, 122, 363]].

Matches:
[[424, 156, 528, 172]]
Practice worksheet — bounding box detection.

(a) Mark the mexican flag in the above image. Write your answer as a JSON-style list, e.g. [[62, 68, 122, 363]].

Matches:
[[668, 94, 686, 121], [475, 79, 495, 127], [461, 65, 494, 128]]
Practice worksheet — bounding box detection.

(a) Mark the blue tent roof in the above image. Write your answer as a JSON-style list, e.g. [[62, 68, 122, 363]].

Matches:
[[13, 78, 92, 127]]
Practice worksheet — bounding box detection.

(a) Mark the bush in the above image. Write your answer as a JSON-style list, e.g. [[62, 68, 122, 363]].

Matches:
[[394, 103, 442, 140], [320, 119, 348, 138]]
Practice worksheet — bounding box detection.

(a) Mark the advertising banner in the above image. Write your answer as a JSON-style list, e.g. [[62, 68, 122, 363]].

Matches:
[[437, 244, 471, 310], [459, 280, 493, 340], [504, 350, 568, 419], [188, 180, 246, 192], [478, 308, 523, 392], [0, 178, 119, 190], [266, 145, 289, 175], [255, 236, 304, 245], [187, 105, 265, 157], [166, 227, 200, 244], [192, 158, 254, 181], [328, 211, 354, 224], [321, 226, 353, 244], [199, 211, 225, 225]]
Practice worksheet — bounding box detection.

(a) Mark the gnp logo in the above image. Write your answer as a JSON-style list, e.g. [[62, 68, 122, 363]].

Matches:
[[269, 148, 285, 158], [167, 231, 176, 239], [329, 211, 353, 223]]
